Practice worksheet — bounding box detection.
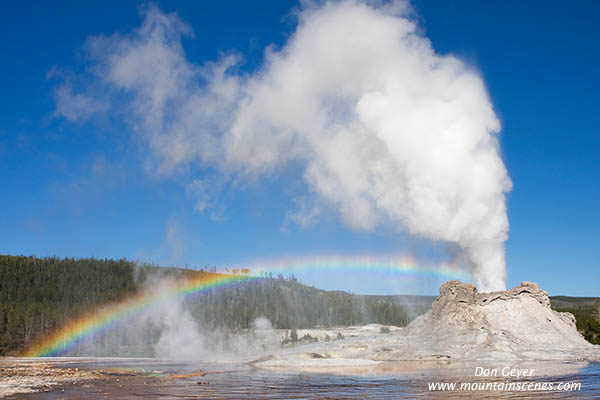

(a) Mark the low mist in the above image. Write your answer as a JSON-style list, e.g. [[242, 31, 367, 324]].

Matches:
[[70, 275, 280, 360], [61, 267, 430, 358]]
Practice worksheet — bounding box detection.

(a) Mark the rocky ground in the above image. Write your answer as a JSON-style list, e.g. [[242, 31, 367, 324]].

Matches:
[[0, 359, 103, 398], [254, 281, 600, 371]]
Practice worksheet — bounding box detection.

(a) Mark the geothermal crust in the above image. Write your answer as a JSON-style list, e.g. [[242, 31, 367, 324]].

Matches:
[[375, 280, 599, 361], [256, 281, 600, 369]]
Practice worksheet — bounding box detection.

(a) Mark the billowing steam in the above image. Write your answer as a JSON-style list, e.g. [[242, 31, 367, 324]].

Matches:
[[68, 274, 280, 359], [53, 1, 512, 291], [138, 278, 279, 360]]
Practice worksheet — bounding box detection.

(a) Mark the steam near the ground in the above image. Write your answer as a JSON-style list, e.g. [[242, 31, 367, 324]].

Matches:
[[71, 276, 280, 359], [53, 1, 512, 291], [145, 279, 279, 360]]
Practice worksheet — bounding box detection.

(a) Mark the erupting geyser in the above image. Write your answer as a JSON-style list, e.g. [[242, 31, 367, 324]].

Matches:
[[53, 1, 512, 290]]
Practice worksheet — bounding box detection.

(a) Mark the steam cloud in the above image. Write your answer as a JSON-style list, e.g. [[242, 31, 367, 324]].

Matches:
[[54, 1, 512, 291], [71, 274, 280, 359], [140, 278, 279, 360]]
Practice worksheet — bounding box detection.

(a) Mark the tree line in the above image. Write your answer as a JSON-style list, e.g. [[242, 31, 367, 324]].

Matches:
[[0, 255, 411, 356]]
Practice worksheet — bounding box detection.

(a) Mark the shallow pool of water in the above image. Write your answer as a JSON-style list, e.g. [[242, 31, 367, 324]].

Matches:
[[10, 358, 600, 399]]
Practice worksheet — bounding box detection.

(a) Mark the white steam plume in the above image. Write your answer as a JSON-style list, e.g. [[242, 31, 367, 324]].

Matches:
[[54, 1, 512, 291], [72, 274, 281, 359], [141, 278, 279, 360]]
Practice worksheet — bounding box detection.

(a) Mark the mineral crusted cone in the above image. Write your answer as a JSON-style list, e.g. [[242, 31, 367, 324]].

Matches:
[[379, 281, 598, 361], [255, 281, 600, 370]]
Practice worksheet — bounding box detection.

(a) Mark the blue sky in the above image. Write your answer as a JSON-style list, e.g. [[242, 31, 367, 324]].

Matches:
[[0, 0, 598, 295]]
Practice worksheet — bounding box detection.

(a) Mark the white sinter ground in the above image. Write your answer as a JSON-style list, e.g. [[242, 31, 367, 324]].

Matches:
[[253, 281, 600, 372]]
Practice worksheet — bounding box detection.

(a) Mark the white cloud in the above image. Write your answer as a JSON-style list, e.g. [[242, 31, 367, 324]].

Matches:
[[186, 176, 228, 221], [53, 82, 108, 122], [53, 1, 512, 291]]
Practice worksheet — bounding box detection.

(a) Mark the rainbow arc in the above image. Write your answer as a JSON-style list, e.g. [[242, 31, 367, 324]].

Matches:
[[25, 256, 469, 357]]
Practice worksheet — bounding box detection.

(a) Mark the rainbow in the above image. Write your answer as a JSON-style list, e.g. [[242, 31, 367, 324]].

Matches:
[[223, 254, 470, 281], [25, 255, 470, 357], [25, 272, 257, 357]]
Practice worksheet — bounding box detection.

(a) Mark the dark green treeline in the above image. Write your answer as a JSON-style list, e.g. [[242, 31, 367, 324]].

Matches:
[[0, 255, 410, 356], [0, 255, 138, 355]]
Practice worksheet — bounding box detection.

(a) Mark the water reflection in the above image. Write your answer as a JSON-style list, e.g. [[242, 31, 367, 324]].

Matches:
[[13, 359, 600, 399]]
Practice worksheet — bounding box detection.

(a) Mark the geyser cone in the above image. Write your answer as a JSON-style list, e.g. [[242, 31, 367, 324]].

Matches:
[[392, 280, 598, 361], [253, 280, 600, 373]]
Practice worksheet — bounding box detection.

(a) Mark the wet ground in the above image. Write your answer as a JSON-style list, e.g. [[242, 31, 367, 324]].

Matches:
[[1, 358, 599, 399]]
